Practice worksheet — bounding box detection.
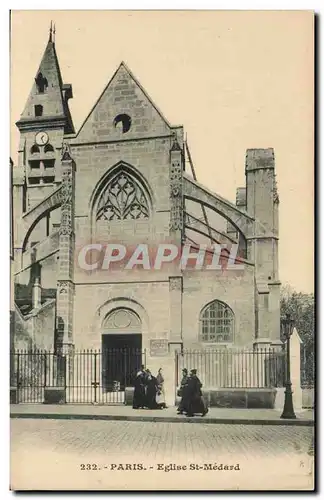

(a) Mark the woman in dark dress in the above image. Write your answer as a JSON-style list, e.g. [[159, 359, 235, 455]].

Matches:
[[186, 369, 208, 417], [177, 368, 189, 414], [132, 367, 146, 409], [144, 370, 160, 409]]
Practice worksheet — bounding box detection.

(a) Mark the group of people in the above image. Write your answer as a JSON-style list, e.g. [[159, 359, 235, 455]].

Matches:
[[177, 368, 208, 417], [132, 365, 208, 417], [132, 366, 167, 410]]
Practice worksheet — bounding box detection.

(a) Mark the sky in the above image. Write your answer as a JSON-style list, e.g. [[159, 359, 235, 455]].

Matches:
[[10, 10, 314, 292]]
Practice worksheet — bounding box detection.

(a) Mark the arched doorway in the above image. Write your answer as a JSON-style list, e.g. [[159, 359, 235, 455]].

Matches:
[[101, 308, 143, 390]]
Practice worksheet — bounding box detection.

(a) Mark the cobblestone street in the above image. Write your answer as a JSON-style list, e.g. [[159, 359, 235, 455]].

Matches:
[[10, 419, 314, 491]]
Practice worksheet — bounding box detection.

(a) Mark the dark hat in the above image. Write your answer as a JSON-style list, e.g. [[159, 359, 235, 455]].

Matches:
[[190, 369, 197, 375], [182, 368, 188, 373]]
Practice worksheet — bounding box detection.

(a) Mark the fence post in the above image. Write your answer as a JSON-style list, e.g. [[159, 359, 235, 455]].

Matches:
[[290, 328, 303, 411], [124, 349, 127, 391], [175, 351, 179, 388], [93, 351, 98, 404], [43, 349, 67, 405], [44, 352, 47, 389], [10, 351, 19, 404]]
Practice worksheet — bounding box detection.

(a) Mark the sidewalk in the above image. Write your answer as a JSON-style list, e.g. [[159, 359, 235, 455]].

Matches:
[[10, 404, 314, 426]]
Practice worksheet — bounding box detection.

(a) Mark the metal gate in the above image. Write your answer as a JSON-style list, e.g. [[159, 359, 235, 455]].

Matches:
[[11, 348, 146, 404], [66, 348, 146, 403]]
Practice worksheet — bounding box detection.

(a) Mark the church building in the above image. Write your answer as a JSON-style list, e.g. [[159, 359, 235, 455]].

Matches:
[[11, 30, 282, 400]]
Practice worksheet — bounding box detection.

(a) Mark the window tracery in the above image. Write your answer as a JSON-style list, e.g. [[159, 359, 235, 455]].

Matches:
[[96, 171, 150, 221], [200, 300, 234, 343]]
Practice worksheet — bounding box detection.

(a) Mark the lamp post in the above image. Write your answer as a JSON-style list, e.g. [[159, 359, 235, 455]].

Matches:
[[280, 313, 296, 419]]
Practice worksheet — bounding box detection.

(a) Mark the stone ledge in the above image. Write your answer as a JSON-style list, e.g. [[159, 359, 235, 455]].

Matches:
[[302, 388, 315, 409], [176, 388, 278, 409], [44, 387, 66, 405], [9, 412, 313, 427], [125, 387, 134, 406], [126, 386, 278, 409], [10, 387, 18, 404]]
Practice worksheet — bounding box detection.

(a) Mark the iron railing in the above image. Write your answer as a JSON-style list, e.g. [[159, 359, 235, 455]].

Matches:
[[11, 346, 287, 404], [175, 348, 285, 389], [300, 344, 315, 388], [10, 348, 146, 404]]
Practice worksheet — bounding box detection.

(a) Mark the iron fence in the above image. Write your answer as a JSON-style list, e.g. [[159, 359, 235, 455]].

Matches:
[[10, 348, 146, 404], [11, 346, 286, 404], [300, 344, 315, 388], [175, 348, 286, 389]]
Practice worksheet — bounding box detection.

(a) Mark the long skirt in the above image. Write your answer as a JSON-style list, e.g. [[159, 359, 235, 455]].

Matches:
[[145, 385, 160, 409], [186, 394, 207, 416], [177, 392, 188, 413], [178, 386, 190, 413], [133, 384, 146, 409]]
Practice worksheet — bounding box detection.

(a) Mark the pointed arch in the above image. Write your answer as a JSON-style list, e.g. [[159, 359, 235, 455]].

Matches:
[[90, 161, 153, 223]]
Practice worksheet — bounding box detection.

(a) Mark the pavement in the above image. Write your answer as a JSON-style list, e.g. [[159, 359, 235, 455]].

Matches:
[[10, 404, 314, 426], [10, 418, 315, 490]]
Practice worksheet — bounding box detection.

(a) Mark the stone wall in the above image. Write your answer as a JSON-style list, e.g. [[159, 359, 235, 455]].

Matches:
[[72, 261, 256, 351], [30, 300, 56, 350], [12, 56, 282, 357], [182, 264, 255, 347], [71, 137, 172, 264], [20, 128, 66, 209], [73, 280, 170, 351], [13, 305, 32, 350], [15, 252, 58, 292], [13, 300, 56, 350], [302, 388, 315, 409]]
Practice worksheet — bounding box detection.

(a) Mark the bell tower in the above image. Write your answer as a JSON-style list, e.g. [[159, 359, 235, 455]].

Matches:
[[15, 23, 74, 209]]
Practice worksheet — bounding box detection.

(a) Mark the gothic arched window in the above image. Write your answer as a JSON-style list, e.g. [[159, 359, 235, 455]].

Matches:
[[199, 300, 234, 343], [96, 170, 150, 221]]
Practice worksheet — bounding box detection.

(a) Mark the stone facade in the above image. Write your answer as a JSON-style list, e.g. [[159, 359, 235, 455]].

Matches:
[[11, 32, 281, 360]]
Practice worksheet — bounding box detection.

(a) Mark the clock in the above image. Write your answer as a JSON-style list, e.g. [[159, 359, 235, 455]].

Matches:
[[35, 131, 49, 146]]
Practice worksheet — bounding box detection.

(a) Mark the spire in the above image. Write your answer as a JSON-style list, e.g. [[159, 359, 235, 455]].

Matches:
[[49, 21, 53, 42], [49, 21, 56, 43], [16, 29, 74, 134]]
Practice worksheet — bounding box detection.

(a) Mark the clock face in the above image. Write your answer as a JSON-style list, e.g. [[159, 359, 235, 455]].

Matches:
[[35, 131, 49, 146]]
